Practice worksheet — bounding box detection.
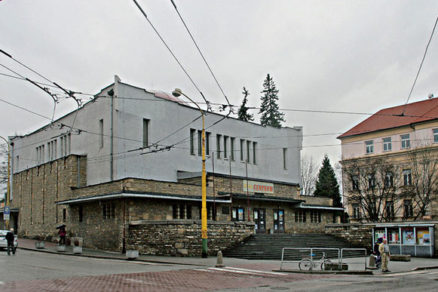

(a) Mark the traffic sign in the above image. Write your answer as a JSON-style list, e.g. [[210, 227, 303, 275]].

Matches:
[[3, 206, 10, 221]]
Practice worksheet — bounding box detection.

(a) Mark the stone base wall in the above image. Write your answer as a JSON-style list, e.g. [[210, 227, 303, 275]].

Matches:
[[127, 220, 255, 256], [325, 223, 374, 251]]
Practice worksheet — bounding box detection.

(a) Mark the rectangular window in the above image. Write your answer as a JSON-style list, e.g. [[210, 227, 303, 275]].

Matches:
[[404, 200, 413, 218], [385, 201, 394, 220], [190, 129, 196, 155], [253, 142, 257, 164], [434, 129, 438, 143], [383, 137, 392, 152], [311, 211, 321, 223], [232, 207, 245, 221], [240, 139, 245, 161], [198, 130, 202, 156], [283, 148, 287, 170], [365, 140, 374, 154], [368, 175, 375, 190], [216, 134, 222, 159], [206, 132, 211, 156], [62, 208, 66, 222], [223, 136, 228, 159], [172, 205, 178, 219], [143, 118, 149, 148], [179, 204, 185, 219], [78, 206, 83, 223], [385, 172, 394, 188], [60, 134, 71, 157], [295, 210, 306, 223], [352, 204, 360, 219], [102, 202, 115, 219], [401, 134, 410, 149], [246, 140, 251, 163], [230, 137, 235, 161], [186, 205, 192, 219], [403, 169, 412, 186], [99, 119, 104, 148], [352, 175, 359, 191], [36, 145, 45, 164]]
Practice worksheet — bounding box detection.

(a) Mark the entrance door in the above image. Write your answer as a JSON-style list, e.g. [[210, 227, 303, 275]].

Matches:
[[273, 209, 285, 233], [253, 208, 266, 233]]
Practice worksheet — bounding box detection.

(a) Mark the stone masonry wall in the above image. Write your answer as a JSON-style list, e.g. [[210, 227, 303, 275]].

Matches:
[[126, 220, 255, 256], [325, 223, 375, 252]]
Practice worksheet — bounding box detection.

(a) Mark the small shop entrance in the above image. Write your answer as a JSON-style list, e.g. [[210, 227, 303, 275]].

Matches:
[[253, 208, 266, 233], [273, 209, 285, 233]]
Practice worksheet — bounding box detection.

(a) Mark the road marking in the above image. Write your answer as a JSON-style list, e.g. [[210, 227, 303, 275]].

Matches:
[[381, 270, 429, 277], [207, 267, 287, 276]]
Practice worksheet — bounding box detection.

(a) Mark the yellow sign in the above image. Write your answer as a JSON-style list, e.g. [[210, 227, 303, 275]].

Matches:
[[243, 180, 274, 194]]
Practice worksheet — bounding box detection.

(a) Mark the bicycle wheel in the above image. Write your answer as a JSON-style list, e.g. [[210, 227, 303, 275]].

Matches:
[[321, 259, 332, 271], [299, 259, 312, 270]]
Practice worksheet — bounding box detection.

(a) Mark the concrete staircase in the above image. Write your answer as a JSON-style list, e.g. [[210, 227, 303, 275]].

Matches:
[[223, 233, 363, 260]]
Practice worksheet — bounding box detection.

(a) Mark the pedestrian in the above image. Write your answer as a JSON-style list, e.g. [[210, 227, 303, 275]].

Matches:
[[6, 228, 15, 256], [374, 238, 382, 268], [58, 226, 66, 245], [379, 238, 390, 272]]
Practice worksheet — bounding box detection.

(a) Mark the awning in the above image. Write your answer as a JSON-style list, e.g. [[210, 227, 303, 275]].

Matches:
[[298, 203, 344, 211], [0, 208, 19, 213], [230, 193, 303, 204], [57, 192, 232, 205], [375, 223, 436, 228]]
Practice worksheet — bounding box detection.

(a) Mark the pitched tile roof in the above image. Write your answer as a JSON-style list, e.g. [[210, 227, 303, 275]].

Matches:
[[338, 98, 438, 139]]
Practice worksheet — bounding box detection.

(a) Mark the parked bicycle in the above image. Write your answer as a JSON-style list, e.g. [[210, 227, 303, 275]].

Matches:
[[298, 252, 332, 271]]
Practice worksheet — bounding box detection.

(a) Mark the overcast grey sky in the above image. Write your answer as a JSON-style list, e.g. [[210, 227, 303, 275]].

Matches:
[[1, 0, 438, 168]]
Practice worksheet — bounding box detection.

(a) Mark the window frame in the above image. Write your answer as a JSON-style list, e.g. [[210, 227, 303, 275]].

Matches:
[[383, 137, 392, 152], [401, 134, 411, 149], [365, 140, 374, 154]]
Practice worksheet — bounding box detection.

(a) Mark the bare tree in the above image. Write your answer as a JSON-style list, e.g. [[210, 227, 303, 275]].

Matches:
[[300, 155, 317, 196], [404, 148, 438, 220], [343, 158, 402, 222], [0, 143, 7, 196]]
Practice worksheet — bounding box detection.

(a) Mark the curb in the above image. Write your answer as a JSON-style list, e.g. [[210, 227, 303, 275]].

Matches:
[[273, 269, 373, 275]]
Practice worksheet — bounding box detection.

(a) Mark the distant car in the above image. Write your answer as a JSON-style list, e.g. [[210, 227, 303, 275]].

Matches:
[[0, 230, 18, 250]]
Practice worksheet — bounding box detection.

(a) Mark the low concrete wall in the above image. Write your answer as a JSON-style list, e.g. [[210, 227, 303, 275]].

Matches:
[[325, 223, 373, 251], [127, 220, 255, 256]]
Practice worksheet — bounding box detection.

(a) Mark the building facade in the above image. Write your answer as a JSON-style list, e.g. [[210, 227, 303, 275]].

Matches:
[[338, 97, 438, 256], [4, 77, 342, 255]]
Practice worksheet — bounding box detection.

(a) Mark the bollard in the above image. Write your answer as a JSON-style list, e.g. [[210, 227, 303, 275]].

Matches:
[[368, 255, 376, 269], [215, 251, 225, 268]]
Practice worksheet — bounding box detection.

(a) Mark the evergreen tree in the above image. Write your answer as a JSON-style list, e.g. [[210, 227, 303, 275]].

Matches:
[[259, 74, 285, 128], [314, 155, 342, 207], [238, 87, 254, 122]]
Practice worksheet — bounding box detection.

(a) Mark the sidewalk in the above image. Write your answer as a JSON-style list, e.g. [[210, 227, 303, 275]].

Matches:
[[16, 237, 438, 274]]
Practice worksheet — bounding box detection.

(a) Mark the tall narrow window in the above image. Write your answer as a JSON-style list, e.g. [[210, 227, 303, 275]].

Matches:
[[240, 139, 245, 161], [190, 129, 196, 155], [383, 137, 392, 151], [404, 200, 413, 218], [352, 175, 359, 190], [206, 132, 210, 156], [403, 169, 412, 186], [230, 137, 235, 161], [216, 134, 222, 159], [62, 208, 66, 222], [385, 201, 394, 220], [198, 130, 202, 156], [99, 119, 104, 148], [401, 134, 410, 149], [365, 140, 374, 154], [143, 118, 149, 148], [223, 136, 228, 159], [352, 204, 360, 219], [283, 148, 287, 170], [385, 172, 394, 188], [434, 129, 438, 143], [253, 142, 257, 164], [246, 141, 251, 163]]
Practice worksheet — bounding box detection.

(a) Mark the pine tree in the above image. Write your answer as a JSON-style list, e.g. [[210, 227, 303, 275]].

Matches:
[[259, 74, 285, 128], [314, 155, 342, 207], [238, 87, 254, 122]]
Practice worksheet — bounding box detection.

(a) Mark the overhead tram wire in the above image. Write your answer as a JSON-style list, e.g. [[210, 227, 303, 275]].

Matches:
[[132, 0, 209, 106], [402, 16, 438, 115], [170, 0, 232, 110]]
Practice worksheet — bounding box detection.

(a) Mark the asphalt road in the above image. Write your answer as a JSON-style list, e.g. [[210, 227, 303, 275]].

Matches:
[[0, 249, 437, 291]]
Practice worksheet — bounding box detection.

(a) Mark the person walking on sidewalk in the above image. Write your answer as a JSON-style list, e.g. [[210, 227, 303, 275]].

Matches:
[[6, 228, 15, 255], [58, 226, 66, 245], [379, 239, 390, 272]]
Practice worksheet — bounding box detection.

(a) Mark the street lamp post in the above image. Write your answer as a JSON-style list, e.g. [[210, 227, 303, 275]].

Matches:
[[172, 88, 208, 258], [0, 136, 11, 230]]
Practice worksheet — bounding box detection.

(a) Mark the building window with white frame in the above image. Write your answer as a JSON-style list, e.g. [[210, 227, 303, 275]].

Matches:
[[216, 134, 222, 159], [223, 136, 228, 159], [240, 139, 245, 161], [246, 140, 251, 163], [230, 137, 235, 161], [401, 134, 410, 149], [403, 169, 412, 186], [383, 137, 392, 151], [365, 140, 374, 154], [295, 210, 306, 223], [60, 133, 71, 157], [433, 129, 438, 143], [352, 204, 360, 219], [310, 211, 321, 223], [253, 141, 257, 164], [143, 118, 149, 148]]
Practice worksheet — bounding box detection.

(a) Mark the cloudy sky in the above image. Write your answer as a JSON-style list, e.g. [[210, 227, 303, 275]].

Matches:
[[1, 0, 438, 169]]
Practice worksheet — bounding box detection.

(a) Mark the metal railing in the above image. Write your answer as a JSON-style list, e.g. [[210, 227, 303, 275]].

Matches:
[[280, 247, 368, 271]]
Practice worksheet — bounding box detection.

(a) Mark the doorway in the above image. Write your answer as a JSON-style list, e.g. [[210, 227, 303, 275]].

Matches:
[[253, 208, 266, 233], [273, 209, 285, 233]]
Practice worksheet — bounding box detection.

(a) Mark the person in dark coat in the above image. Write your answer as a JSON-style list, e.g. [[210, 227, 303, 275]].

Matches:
[[6, 228, 15, 256], [58, 226, 66, 245]]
